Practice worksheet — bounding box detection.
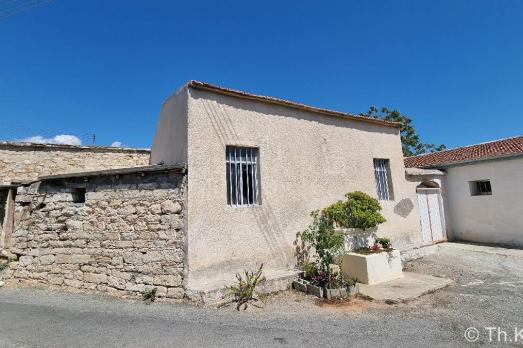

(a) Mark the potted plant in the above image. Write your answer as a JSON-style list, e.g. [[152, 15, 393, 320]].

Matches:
[[294, 203, 357, 300], [320, 191, 401, 285]]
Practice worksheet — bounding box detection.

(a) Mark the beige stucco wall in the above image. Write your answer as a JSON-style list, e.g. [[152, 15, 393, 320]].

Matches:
[[0, 143, 150, 183], [150, 86, 188, 166], [182, 88, 422, 287], [444, 157, 523, 247]]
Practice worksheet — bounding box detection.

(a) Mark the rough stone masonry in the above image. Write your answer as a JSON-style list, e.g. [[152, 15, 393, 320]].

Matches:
[[0, 142, 150, 183], [1, 166, 187, 300]]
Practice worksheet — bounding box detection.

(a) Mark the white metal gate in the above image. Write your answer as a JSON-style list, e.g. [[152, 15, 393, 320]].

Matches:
[[417, 188, 445, 243]]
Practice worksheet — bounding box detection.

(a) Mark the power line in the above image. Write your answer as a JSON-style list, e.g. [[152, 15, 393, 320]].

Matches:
[[0, 0, 54, 21]]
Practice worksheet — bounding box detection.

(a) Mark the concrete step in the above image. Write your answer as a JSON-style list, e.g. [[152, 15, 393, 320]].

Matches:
[[358, 272, 452, 303], [186, 268, 299, 305]]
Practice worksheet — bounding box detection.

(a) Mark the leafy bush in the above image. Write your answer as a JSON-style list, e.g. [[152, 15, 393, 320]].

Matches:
[[375, 237, 392, 249], [322, 200, 349, 227], [302, 259, 318, 279], [345, 191, 386, 230], [296, 191, 386, 289], [300, 211, 345, 274], [319, 192, 386, 230], [142, 287, 157, 304], [229, 264, 266, 311]]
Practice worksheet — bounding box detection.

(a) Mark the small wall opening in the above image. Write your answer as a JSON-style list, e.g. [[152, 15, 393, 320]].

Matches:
[[0, 189, 7, 228], [71, 188, 86, 203], [469, 180, 492, 196]]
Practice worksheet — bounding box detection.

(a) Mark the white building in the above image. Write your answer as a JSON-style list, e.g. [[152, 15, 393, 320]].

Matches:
[[405, 135, 523, 248]]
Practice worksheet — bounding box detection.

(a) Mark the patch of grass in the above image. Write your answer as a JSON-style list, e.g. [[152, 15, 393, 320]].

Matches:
[[142, 287, 157, 304]]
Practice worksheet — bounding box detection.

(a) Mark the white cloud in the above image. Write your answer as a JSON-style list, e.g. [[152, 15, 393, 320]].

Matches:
[[20, 134, 82, 146], [110, 141, 123, 147]]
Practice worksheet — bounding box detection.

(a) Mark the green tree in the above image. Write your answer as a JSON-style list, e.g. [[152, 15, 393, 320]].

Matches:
[[359, 106, 446, 157]]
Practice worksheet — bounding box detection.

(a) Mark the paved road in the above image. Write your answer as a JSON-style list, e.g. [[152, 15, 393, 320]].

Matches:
[[1, 243, 522, 347]]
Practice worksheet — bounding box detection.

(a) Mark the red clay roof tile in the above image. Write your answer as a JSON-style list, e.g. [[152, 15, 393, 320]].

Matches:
[[404, 135, 523, 168]]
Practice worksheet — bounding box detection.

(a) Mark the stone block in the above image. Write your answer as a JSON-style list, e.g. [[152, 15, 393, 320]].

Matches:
[[55, 255, 72, 264], [142, 251, 162, 263], [125, 282, 146, 293], [39, 255, 55, 265], [123, 252, 143, 265], [19, 256, 33, 267], [166, 287, 184, 299], [107, 276, 126, 290], [84, 272, 107, 284], [161, 200, 182, 214], [48, 274, 64, 285], [153, 275, 182, 287], [64, 278, 83, 288], [71, 254, 91, 264], [149, 204, 162, 215]]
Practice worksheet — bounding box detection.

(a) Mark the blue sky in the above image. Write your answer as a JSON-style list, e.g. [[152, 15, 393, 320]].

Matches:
[[1, 0, 522, 149]]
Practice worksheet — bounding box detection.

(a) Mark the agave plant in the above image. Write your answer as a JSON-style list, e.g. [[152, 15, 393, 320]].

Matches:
[[229, 263, 266, 311]]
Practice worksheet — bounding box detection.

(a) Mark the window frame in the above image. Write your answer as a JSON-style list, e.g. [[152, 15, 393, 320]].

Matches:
[[373, 158, 393, 201], [469, 180, 492, 196], [225, 146, 260, 207]]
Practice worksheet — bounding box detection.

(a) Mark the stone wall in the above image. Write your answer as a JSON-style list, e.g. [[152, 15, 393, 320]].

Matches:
[[0, 142, 150, 183], [2, 168, 187, 300]]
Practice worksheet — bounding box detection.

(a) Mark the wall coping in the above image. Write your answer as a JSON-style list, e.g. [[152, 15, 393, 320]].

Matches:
[[38, 164, 186, 182], [0, 141, 150, 154]]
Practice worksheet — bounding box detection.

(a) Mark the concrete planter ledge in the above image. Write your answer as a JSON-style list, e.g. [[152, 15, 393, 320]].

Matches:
[[358, 272, 452, 303], [341, 249, 403, 285]]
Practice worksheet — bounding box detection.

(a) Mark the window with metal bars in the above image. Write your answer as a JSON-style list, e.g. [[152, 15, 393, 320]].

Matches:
[[373, 159, 393, 201], [226, 146, 259, 206], [469, 180, 492, 196]]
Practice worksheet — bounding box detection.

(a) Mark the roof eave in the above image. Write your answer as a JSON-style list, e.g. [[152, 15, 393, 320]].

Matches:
[[187, 80, 401, 129], [413, 152, 523, 169]]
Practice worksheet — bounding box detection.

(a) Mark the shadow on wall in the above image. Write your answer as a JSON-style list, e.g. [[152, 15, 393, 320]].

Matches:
[[201, 99, 241, 147], [394, 198, 414, 218], [251, 203, 293, 268], [201, 99, 293, 269]]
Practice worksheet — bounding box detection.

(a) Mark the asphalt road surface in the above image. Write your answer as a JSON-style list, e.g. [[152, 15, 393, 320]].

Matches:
[[1, 243, 522, 347]]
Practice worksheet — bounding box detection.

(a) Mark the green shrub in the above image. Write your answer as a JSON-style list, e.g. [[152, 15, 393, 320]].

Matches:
[[300, 211, 345, 276], [297, 191, 386, 285], [345, 191, 386, 230], [142, 287, 158, 304], [320, 192, 386, 230], [322, 200, 349, 227], [302, 259, 318, 279], [375, 237, 392, 249]]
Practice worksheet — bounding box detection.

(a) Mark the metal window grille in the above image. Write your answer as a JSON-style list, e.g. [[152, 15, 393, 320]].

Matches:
[[472, 180, 492, 195], [374, 159, 391, 200], [226, 146, 259, 206]]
